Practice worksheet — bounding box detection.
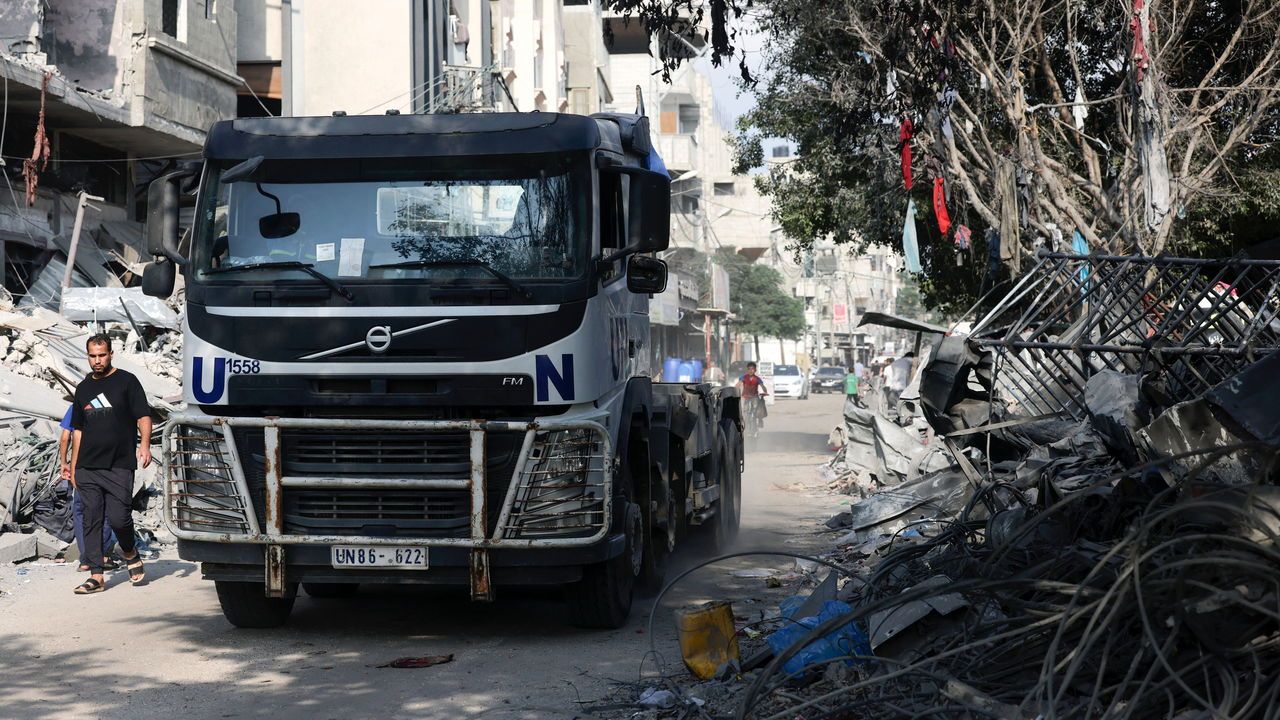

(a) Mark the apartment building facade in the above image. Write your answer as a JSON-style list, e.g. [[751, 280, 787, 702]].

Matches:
[[235, 0, 570, 117]]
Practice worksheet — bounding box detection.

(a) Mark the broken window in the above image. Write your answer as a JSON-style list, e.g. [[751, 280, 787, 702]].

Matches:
[[161, 0, 186, 41]]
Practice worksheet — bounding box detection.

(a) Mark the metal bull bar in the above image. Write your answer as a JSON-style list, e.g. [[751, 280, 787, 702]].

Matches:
[[162, 415, 613, 601]]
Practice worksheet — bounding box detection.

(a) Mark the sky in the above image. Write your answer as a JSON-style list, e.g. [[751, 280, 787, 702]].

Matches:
[[691, 18, 791, 156]]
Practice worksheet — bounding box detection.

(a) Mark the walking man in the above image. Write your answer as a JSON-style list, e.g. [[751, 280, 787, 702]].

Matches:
[[58, 404, 117, 571], [71, 334, 152, 594]]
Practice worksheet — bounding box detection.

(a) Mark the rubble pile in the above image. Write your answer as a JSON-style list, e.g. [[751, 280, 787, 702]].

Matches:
[[0, 295, 182, 566], [632, 253, 1280, 719]]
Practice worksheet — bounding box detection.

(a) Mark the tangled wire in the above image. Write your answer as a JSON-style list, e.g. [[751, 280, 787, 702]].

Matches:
[[1, 436, 59, 527], [734, 445, 1280, 720]]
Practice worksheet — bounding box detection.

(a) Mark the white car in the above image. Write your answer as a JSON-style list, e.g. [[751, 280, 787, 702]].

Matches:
[[770, 364, 809, 399]]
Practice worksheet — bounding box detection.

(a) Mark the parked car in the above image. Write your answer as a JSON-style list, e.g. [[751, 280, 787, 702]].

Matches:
[[771, 364, 809, 399], [813, 366, 847, 394]]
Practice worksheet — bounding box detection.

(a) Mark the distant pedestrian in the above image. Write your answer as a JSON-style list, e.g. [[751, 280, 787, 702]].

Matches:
[[58, 404, 118, 572], [844, 367, 860, 405], [71, 334, 152, 595]]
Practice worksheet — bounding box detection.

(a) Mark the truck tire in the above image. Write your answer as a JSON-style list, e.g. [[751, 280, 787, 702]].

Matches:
[[566, 502, 641, 629], [638, 463, 672, 596], [303, 582, 359, 599], [215, 580, 296, 628], [713, 423, 743, 549]]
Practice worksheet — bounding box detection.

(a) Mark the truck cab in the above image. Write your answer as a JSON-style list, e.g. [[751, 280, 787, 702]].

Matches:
[[144, 112, 742, 629]]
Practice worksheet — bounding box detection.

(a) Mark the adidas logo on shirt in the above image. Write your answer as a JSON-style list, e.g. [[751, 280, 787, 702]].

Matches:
[[84, 393, 113, 412]]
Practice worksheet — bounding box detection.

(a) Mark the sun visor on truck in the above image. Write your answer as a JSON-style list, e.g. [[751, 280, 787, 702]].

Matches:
[[204, 113, 602, 160]]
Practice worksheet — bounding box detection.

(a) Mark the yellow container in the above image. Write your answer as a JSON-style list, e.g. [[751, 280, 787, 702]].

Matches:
[[675, 601, 741, 680]]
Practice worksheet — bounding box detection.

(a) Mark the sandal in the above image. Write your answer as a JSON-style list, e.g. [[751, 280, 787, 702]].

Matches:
[[74, 578, 105, 595], [77, 559, 119, 573], [126, 555, 146, 585]]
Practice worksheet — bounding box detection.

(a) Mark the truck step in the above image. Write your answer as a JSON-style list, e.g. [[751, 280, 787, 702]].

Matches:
[[691, 485, 720, 510]]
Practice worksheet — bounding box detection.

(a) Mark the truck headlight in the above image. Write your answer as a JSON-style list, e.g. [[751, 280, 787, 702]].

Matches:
[[505, 429, 606, 538], [171, 425, 253, 535]]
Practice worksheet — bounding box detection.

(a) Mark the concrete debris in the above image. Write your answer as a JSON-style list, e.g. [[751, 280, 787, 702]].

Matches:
[[626, 253, 1280, 720], [0, 533, 37, 564], [0, 218, 182, 559], [636, 688, 677, 709]]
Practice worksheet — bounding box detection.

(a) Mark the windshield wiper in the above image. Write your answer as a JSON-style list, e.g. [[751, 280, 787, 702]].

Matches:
[[204, 261, 355, 302], [369, 258, 533, 299]]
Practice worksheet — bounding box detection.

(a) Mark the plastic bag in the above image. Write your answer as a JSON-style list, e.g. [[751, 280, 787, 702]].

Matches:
[[765, 600, 872, 679]]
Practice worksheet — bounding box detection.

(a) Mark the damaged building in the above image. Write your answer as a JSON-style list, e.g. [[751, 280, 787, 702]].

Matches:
[[0, 0, 238, 308]]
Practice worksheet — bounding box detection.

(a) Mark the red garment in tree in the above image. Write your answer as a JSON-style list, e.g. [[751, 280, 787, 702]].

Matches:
[[899, 118, 914, 190], [1131, 0, 1150, 81], [933, 177, 952, 236]]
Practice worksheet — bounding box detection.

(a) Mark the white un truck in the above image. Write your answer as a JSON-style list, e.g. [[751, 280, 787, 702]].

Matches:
[[141, 112, 743, 628]]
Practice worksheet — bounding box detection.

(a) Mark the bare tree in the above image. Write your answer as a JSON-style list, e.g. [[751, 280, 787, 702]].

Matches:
[[611, 0, 1280, 259]]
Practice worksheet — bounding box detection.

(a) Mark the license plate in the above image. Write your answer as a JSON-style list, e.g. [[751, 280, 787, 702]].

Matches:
[[330, 546, 428, 569]]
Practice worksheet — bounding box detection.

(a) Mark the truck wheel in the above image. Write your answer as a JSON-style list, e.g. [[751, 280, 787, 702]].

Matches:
[[567, 502, 640, 629], [303, 582, 359, 599], [638, 465, 672, 596], [215, 580, 296, 628], [714, 424, 743, 549]]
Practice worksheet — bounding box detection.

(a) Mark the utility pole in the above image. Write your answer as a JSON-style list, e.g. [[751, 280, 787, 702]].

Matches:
[[60, 191, 104, 309], [829, 272, 839, 366]]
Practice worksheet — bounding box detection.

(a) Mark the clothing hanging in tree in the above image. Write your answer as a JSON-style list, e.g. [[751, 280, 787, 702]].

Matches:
[[933, 177, 952, 237], [1073, 229, 1090, 287], [899, 117, 914, 190], [902, 198, 921, 274], [996, 161, 1021, 272], [954, 225, 972, 250], [1130, 0, 1150, 81], [1072, 87, 1088, 131]]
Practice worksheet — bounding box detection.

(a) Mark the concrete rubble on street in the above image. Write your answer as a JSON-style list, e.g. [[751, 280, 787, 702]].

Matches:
[[0, 233, 182, 579], [600, 252, 1280, 719]]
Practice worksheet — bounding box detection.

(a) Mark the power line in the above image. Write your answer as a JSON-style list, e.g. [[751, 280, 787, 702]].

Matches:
[[0, 151, 201, 164]]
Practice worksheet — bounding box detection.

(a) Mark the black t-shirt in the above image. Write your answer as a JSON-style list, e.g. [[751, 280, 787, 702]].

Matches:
[[71, 368, 151, 470]]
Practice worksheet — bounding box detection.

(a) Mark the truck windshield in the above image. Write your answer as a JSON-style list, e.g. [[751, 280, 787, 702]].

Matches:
[[194, 158, 586, 284]]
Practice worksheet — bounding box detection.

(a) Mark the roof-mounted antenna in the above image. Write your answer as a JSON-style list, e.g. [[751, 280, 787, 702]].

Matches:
[[634, 85, 645, 117]]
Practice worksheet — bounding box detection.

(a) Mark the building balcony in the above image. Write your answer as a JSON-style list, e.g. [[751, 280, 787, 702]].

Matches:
[[656, 133, 698, 174]]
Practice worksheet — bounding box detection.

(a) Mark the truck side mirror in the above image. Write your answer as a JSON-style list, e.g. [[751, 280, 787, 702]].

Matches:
[[626, 255, 667, 294], [142, 259, 176, 298], [599, 164, 670, 259], [146, 169, 195, 266], [627, 168, 670, 253]]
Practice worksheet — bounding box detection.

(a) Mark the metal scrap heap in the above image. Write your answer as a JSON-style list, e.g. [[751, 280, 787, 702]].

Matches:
[[666, 253, 1280, 720]]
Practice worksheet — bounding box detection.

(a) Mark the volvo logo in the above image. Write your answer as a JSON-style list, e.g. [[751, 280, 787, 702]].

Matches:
[[365, 325, 393, 354], [297, 319, 456, 361]]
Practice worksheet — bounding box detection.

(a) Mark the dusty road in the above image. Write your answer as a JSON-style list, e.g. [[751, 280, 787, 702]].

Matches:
[[0, 394, 848, 720]]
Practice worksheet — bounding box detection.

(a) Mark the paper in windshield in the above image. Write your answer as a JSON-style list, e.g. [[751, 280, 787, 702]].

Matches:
[[338, 237, 364, 276]]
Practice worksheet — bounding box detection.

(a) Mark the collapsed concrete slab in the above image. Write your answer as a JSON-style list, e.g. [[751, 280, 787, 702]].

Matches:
[[0, 533, 37, 564]]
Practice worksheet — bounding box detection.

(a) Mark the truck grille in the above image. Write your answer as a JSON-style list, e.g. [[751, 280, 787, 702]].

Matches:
[[284, 489, 470, 537], [232, 427, 520, 538], [283, 430, 472, 477]]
